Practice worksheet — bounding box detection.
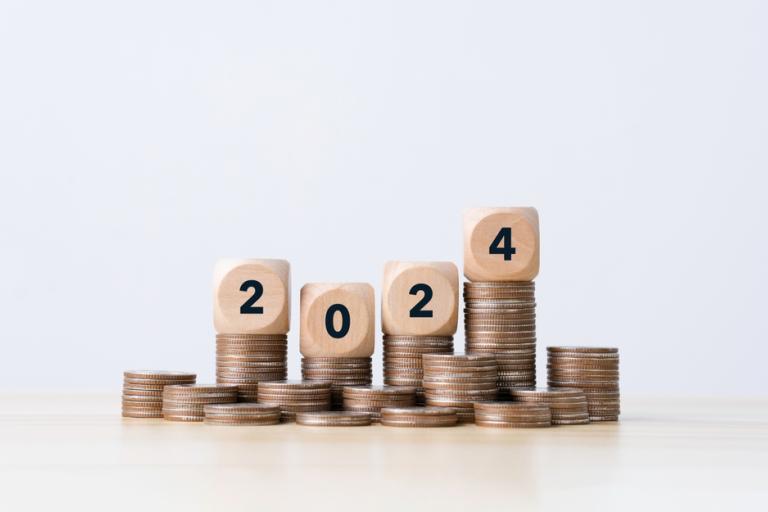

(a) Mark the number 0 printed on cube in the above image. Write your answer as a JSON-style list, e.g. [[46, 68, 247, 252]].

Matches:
[[463, 207, 540, 282]]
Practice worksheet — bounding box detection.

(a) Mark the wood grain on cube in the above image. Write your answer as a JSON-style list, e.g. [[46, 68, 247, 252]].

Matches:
[[463, 207, 540, 282], [300, 283, 374, 357], [381, 261, 458, 336], [213, 258, 290, 334]]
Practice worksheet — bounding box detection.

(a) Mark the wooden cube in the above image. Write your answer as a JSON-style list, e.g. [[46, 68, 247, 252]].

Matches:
[[213, 258, 290, 334], [463, 207, 540, 281], [300, 283, 375, 357], [381, 261, 459, 336]]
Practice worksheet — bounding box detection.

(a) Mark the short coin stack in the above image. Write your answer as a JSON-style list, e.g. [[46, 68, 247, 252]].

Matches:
[[216, 334, 288, 402], [162, 384, 238, 422], [203, 403, 281, 426], [301, 357, 372, 409], [256, 380, 332, 422], [342, 385, 417, 422], [422, 354, 498, 423], [474, 402, 552, 428], [547, 346, 620, 421], [296, 411, 372, 427], [380, 406, 458, 427], [122, 370, 196, 418], [464, 282, 537, 392], [383, 335, 454, 404], [508, 388, 590, 425]]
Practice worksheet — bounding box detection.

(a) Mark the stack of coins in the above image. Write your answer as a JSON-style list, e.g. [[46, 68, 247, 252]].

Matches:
[[296, 411, 372, 427], [508, 387, 590, 425], [203, 403, 281, 426], [162, 384, 238, 422], [474, 402, 552, 428], [464, 282, 537, 392], [216, 334, 288, 401], [342, 385, 417, 421], [122, 370, 196, 418], [380, 406, 459, 427], [382, 335, 454, 404], [256, 380, 332, 422], [422, 354, 498, 423], [301, 357, 372, 409], [547, 346, 620, 421]]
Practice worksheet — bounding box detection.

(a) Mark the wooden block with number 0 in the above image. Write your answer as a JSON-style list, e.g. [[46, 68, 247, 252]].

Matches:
[[213, 258, 291, 334], [463, 207, 540, 281], [381, 261, 459, 336], [300, 283, 375, 357]]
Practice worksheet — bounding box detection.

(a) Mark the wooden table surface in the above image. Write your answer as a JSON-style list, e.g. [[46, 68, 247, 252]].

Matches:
[[1, 394, 766, 511]]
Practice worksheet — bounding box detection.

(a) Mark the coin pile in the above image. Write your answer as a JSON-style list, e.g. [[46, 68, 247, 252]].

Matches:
[[342, 385, 417, 421], [474, 402, 552, 428], [203, 403, 281, 426], [508, 387, 590, 425], [122, 370, 197, 418], [422, 354, 498, 423], [547, 346, 620, 421], [383, 335, 454, 404], [256, 380, 332, 422], [296, 411, 372, 427], [380, 406, 459, 427], [216, 334, 288, 402], [301, 357, 372, 409], [464, 282, 537, 392], [162, 384, 238, 422]]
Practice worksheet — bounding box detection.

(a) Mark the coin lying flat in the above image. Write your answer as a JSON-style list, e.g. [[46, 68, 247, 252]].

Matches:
[[295, 411, 372, 427]]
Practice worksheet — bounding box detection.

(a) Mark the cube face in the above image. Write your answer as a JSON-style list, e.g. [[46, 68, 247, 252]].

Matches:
[[381, 261, 459, 336], [300, 283, 375, 357], [463, 207, 540, 282], [213, 259, 290, 334]]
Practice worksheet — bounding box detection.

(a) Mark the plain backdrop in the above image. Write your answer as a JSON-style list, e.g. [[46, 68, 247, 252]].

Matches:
[[0, 1, 766, 395]]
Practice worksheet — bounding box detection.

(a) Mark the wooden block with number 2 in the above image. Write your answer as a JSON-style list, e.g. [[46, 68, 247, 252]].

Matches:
[[213, 258, 291, 334], [381, 261, 458, 336], [300, 283, 375, 357], [463, 207, 540, 282]]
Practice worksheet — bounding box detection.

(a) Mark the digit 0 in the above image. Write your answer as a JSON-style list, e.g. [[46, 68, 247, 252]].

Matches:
[[325, 304, 351, 338]]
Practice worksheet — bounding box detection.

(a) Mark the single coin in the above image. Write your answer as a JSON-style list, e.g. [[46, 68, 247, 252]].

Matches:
[[295, 411, 372, 427], [257, 380, 332, 390]]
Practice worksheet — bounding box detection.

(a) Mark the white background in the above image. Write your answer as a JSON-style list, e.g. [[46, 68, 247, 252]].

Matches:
[[1, 1, 765, 395]]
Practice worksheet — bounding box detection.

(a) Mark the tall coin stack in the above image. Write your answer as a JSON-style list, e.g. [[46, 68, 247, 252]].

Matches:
[[301, 357, 372, 409], [547, 346, 620, 421], [216, 334, 288, 401], [381, 261, 460, 405], [213, 259, 292, 402], [122, 370, 196, 418], [463, 281, 537, 392], [463, 208, 541, 394], [422, 354, 498, 423], [382, 335, 454, 404]]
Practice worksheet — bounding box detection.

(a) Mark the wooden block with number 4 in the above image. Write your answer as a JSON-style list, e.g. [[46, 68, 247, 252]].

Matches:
[[463, 207, 540, 281], [381, 261, 459, 336], [300, 283, 375, 358], [213, 258, 291, 334]]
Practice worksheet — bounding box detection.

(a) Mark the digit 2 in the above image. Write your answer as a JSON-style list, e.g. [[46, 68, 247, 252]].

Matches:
[[239, 280, 264, 314], [409, 283, 434, 318]]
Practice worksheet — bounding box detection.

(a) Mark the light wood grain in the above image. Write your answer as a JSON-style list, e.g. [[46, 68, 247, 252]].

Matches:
[[213, 258, 291, 334], [1, 394, 766, 511], [381, 261, 459, 336], [463, 207, 540, 281], [300, 283, 375, 357]]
